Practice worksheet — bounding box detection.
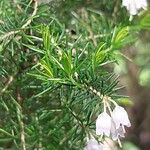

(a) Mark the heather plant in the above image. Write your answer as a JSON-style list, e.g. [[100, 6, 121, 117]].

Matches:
[[0, 0, 149, 149]]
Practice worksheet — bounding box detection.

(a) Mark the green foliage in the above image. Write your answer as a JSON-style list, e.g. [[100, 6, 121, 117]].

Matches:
[[140, 13, 150, 29], [0, 0, 148, 149], [122, 141, 140, 150]]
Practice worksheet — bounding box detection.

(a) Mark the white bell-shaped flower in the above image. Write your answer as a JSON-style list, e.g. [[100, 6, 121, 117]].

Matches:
[[96, 112, 111, 137], [122, 0, 148, 15], [135, 0, 148, 10], [84, 138, 103, 150], [112, 105, 131, 129], [111, 120, 126, 141]]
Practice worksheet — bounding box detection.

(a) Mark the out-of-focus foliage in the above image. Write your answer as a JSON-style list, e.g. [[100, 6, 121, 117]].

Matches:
[[114, 10, 150, 86], [135, 40, 150, 86], [0, 0, 149, 149], [122, 142, 140, 150]]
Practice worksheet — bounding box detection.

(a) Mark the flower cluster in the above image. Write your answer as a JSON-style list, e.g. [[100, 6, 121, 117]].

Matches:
[[122, 0, 148, 20], [85, 96, 131, 150], [96, 96, 131, 141]]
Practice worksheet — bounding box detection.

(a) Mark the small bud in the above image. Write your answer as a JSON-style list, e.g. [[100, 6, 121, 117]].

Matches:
[[89, 86, 93, 90], [97, 92, 100, 97], [93, 89, 97, 94]]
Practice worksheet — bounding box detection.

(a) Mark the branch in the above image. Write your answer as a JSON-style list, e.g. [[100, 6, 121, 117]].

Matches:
[[0, 0, 38, 41], [13, 0, 23, 12]]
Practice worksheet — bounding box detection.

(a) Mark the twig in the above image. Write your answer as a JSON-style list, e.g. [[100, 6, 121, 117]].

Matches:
[[112, 0, 120, 25], [16, 106, 26, 150], [0, 0, 38, 41], [16, 89, 26, 150], [0, 76, 14, 95], [20, 116, 26, 150], [21, 0, 38, 29], [13, 0, 23, 12], [86, 26, 97, 46], [71, 11, 97, 46], [0, 31, 18, 41]]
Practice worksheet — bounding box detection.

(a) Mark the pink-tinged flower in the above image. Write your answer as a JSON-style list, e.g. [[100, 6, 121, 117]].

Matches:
[[84, 138, 103, 150], [112, 105, 131, 129], [96, 112, 111, 137], [111, 120, 126, 141], [122, 0, 148, 15]]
